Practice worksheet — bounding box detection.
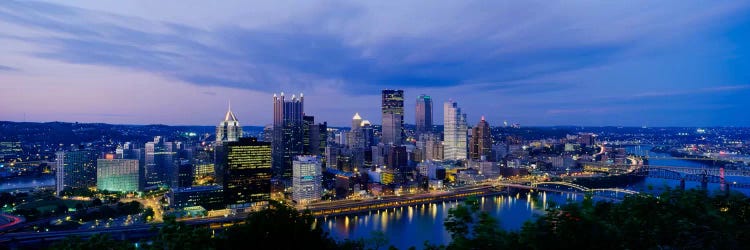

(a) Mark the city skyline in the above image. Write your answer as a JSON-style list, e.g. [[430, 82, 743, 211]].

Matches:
[[1, 1, 750, 127]]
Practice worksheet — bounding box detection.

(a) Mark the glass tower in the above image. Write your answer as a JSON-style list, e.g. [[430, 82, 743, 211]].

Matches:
[[443, 100, 468, 160], [381, 89, 404, 145]]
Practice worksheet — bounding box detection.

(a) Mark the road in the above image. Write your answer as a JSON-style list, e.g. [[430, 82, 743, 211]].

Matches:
[[0, 214, 24, 230]]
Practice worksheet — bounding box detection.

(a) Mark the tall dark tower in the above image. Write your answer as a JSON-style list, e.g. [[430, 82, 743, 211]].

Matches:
[[272, 92, 305, 181], [415, 94, 433, 136], [381, 89, 404, 145], [469, 116, 492, 161], [216, 137, 271, 208]]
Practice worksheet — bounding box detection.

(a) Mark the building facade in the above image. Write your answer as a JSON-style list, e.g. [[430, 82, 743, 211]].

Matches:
[[97, 159, 142, 192], [469, 117, 492, 161], [272, 93, 305, 180], [145, 136, 177, 188], [292, 156, 323, 205], [216, 102, 242, 142], [219, 137, 272, 208], [443, 100, 468, 160], [55, 150, 98, 196], [381, 89, 404, 145], [415, 94, 433, 136]]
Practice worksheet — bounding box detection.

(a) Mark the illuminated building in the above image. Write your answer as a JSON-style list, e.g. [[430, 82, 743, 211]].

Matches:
[[443, 100, 468, 160], [469, 116, 492, 161], [168, 185, 225, 210], [55, 149, 97, 196], [415, 94, 433, 136], [217, 137, 272, 209], [96, 159, 143, 192], [272, 92, 305, 180], [216, 102, 243, 142], [381, 89, 404, 145], [292, 156, 322, 205], [145, 136, 177, 187]]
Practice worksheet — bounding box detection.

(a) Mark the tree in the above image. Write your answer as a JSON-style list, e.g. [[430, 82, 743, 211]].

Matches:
[[148, 215, 215, 250], [50, 234, 134, 250], [142, 207, 155, 222], [367, 231, 389, 250], [219, 200, 336, 249]]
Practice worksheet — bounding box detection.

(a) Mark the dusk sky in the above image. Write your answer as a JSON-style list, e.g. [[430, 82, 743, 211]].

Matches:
[[1, 1, 749, 127]]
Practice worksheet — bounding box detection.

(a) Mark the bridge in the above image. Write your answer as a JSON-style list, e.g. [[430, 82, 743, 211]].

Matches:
[[492, 181, 639, 196], [530, 182, 639, 195]]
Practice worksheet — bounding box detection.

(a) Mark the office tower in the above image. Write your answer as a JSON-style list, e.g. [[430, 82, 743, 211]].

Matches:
[[302, 115, 328, 157], [469, 116, 492, 161], [415, 94, 433, 136], [272, 92, 305, 180], [443, 100, 468, 160], [387, 145, 408, 169], [55, 150, 97, 196], [292, 156, 322, 205], [262, 124, 274, 143], [216, 102, 243, 142], [145, 136, 177, 187], [177, 162, 195, 188], [381, 89, 404, 145], [218, 137, 272, 208], [348, 113, 366, 149], [97, 159, 142, 192], [168, 185, 225, 210]]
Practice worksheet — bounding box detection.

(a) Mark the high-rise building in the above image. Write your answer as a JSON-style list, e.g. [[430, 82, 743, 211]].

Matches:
[[292, 156, 323, 205], [469, 116, 492, 161], [145, 136, 177, 187], [272, 92, 305, 180], [97, 159, 143, 192], [303, 115, 327, 157], [381, 90, 404, 145], [55, 150, 97, 196], [218, 137, 272, 208], [177, 162, 195, 188], [415, 94, 433, 136], [443, 100, 468, 160], [216, 102, 243, 142]]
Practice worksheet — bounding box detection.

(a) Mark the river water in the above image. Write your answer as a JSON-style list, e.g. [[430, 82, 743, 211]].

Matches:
[[325, 145, 749, 249], [0, 175, 55, 193], [324, 191, 583, 249]]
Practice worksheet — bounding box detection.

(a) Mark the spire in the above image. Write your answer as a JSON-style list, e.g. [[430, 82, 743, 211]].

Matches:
[[224, 100, 238, 121], [353, 112, 362, 120]]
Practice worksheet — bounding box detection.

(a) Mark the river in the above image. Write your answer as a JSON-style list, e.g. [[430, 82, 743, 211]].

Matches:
[[324, 191, 582, 249], [0, 175, 55, 193], [325, 145, 750, 249]]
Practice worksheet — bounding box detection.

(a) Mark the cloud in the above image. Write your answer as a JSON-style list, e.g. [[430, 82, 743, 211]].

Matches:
[[0, 65, 17, 71], [632, 85, 750, 98], [2, 1, 745, 96]]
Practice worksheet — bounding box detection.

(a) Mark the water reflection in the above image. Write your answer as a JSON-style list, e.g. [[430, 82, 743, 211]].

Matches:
[[324, 191, 578, 249]]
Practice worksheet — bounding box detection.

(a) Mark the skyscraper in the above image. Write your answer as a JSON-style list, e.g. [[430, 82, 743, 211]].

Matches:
[[145, 136, 177, 188], [469, 116, 492, 161], [292, 156, 322, 205], [219, 137, 272, 208], [272, 93, 305, 180], [381, 89, 404, 145], [416, 94, 433, 135], [443, 100, 468, 160], [216, 102, 242, 142], [56, 149, 97, 196], [97, 159, 143, 192]]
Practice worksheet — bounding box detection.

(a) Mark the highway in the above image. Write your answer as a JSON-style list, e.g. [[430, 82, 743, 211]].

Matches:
[[0, 214, 24, 231]]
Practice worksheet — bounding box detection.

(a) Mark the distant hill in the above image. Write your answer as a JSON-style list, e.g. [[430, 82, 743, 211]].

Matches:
[[0, 121, 264, 145]]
